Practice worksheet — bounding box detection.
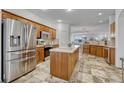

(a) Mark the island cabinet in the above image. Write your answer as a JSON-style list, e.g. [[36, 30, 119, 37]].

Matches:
[[50, 47, 79, 81], [36, 46, 44, 64]]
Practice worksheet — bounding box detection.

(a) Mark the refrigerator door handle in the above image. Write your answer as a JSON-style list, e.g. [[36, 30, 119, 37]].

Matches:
[[24, 24, 27, 48]]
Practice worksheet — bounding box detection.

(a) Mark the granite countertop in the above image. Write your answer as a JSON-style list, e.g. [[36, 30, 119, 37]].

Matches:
[[83, 43, 105, 47], [36, 43, 59, 48], [50, 45, 80, 53], [83, 43, 115, 48], [36, 45, 45, 48], [104, 45, 115, 48]]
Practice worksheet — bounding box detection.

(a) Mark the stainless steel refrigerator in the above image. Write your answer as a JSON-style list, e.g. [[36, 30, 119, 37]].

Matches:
[[2, 18, 36, 82]]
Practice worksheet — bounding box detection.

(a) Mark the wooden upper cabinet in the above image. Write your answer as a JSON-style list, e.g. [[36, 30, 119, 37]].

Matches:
[[36, 25, 41, 39], [52, 29, 56, 39], [40, 25, 44, 31], [109, 48, 115, 65], [110, 22, 115, 34], [44, 26, 49, 32], [36, 25, 44, 39], [2, 11, 17, 19], [48, 29, 53, 39], [3, 11, 28, 24]]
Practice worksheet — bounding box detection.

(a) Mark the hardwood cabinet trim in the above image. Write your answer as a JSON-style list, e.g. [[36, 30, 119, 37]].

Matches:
[[2, 10, 56, 30]]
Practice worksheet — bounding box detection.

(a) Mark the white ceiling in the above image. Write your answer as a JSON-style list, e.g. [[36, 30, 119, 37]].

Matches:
[[28, 9, 115, 26]]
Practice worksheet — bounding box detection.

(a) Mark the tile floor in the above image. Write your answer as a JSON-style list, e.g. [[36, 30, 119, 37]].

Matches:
[[12, 49, 122, 83]]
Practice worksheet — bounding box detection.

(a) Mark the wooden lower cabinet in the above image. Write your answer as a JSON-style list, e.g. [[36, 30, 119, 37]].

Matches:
[[109, 48, 115, 65], [96, 46, 104, 57], [83, 44, 90, 54], [104, 48, 108, 58], [90, 45, 96, 55], [50, 48, 79, 81], [36, 46, 44, 64], [83, 44, 104, 57], [83, 44, 115, 65]]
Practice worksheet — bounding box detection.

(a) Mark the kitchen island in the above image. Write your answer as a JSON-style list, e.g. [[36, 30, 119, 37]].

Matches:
[[50, 46, 79, 81]]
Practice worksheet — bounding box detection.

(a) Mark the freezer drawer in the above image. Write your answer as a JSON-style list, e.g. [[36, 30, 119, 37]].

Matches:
[[26, 56, 36, 72], [18, 56, 36, 78], [4, 56, 36, 82], [6, 51, 22, 61], [5, 60, 20, 82]]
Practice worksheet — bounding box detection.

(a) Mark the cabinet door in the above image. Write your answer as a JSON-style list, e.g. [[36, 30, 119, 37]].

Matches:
[[36, 30, 40, 39], [50, 52, 58, 76], [61, 53, 68, 80], [35, 25, 41, 39], [90, 46, 96, 55], [52, 29, 56, 39], [41, 47, 44, 61], [96, 46, 104, 57], [83, 45, 90, 54], [104, 48, 108, 58], [110, 22, 115, 34], [44, 26, 49, 32], [48, 29, 53, 39], [36, 47, 44, 64], [110, 48, 115, 65], [36, 48, 40, 64]]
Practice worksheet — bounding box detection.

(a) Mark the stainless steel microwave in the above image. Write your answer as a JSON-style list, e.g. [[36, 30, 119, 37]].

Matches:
[[42, 31, 50, 39]]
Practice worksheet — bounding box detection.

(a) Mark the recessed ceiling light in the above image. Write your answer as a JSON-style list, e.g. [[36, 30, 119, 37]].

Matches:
[[57, 20, 62, 23], [67, 9, 72, 11], [98, 12, 102, 15], [99, 20, 103, 23]]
